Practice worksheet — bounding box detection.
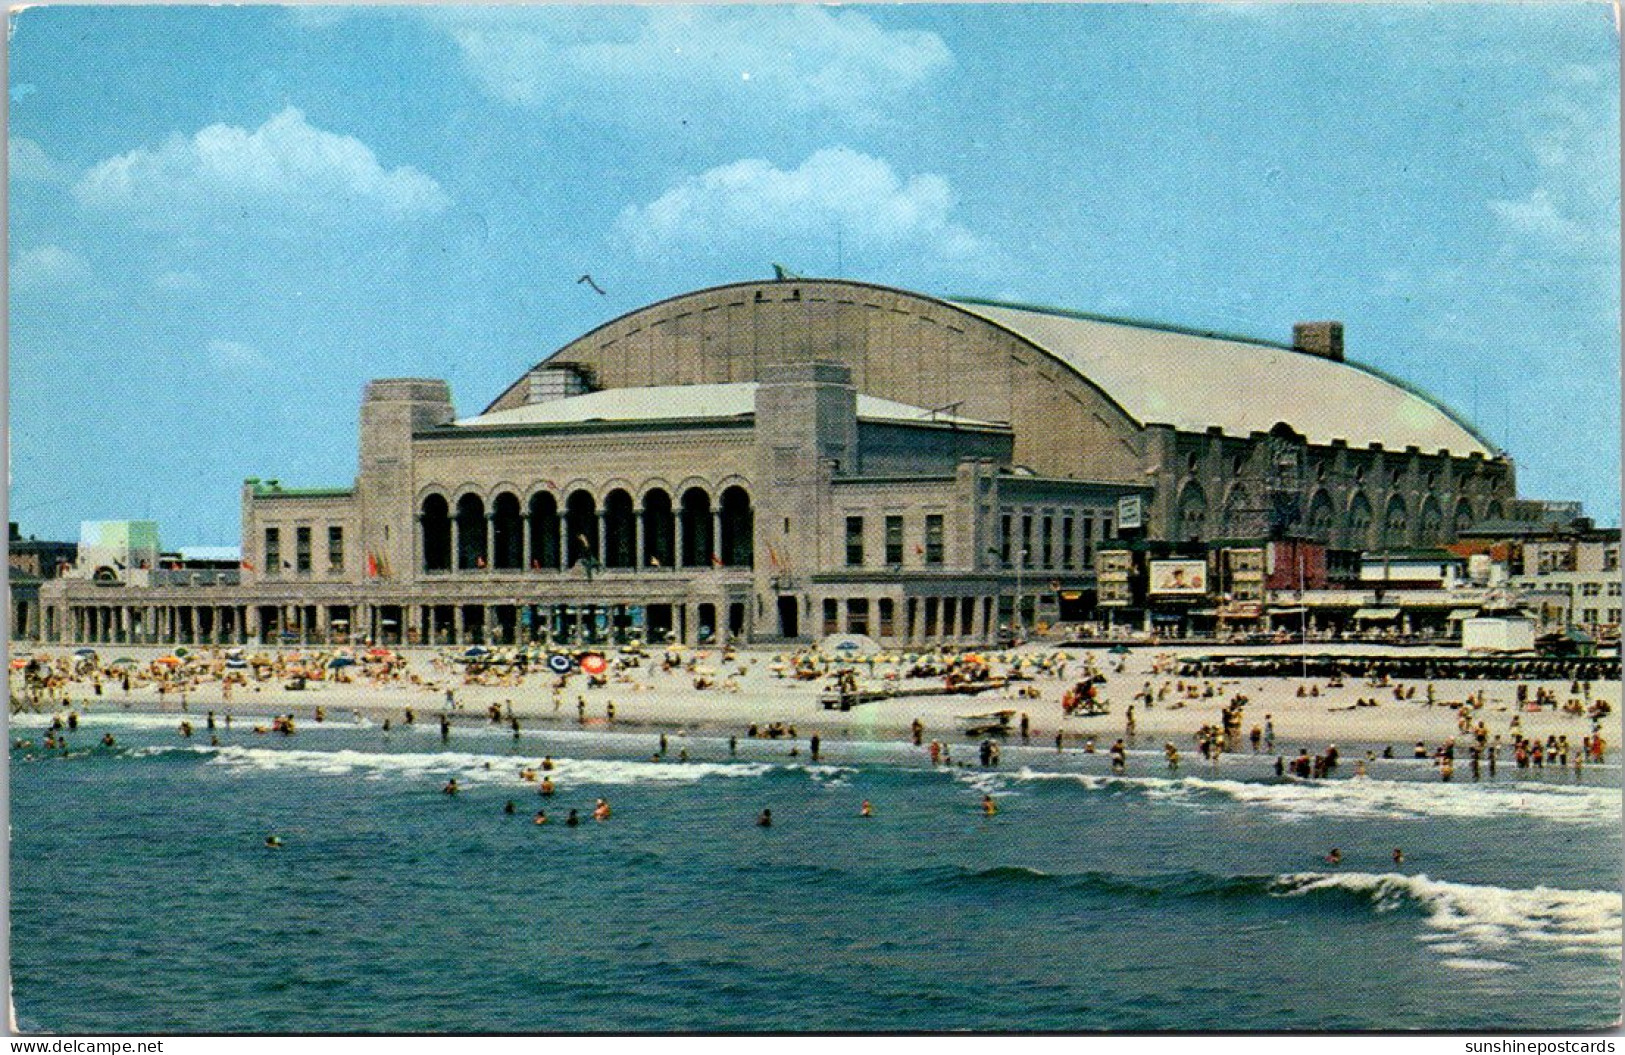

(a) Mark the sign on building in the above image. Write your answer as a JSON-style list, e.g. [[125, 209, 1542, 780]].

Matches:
[[1148, 559, 1207, 596], [1117, 495, 1143, 531]]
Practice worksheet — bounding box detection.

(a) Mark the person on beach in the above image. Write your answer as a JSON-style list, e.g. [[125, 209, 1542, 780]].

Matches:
[[729, 736, 738, 756]]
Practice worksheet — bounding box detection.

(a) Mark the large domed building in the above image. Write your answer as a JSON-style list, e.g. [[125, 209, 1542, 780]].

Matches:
[[42, 278, 1516, 648]]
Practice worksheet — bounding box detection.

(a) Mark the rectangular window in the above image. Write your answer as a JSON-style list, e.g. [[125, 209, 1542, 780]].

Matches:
[[1000, 514, 1012, 567], [924, 515, 945, 566], [846, 598, 870, 636], [1062, 516, 1074, 568], [295, 527, 312, 572], [1082, 515, 1094, 566], [878, 598, 895, 637], [845, 516, 865, 567], [943, 597, 957, 637], [1583, 609, 1599, 625], [962, 597, 975, 636], [1606, 549, 1619, 572], [264, 528, 281, 572], [924, 597, 939, 638], [328, 526, 344, 569], [1610, 609, 1620, 624], [1021, 515, 1034, 567], [885, 516, 904, 565], [1102, 514, 1115, 540], [1042, 515, 1054, 568], [823, 598, 840, 636]]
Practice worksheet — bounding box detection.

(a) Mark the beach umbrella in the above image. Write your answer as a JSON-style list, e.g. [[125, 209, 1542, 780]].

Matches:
[[367, 647, 392, 658], [226, 658, 248, 670], [174, 647, 191, 658], [463, 646, 489, 658], [225, 647, 244, 658], [579, 653, 608, 676], [1108, 645, 1131, 655], [155, 656, 182, 666], [73, 648, 97, 658], [9, 658, 27, 670], [327, 656, 356, 669], [111, 657, 138, 667]]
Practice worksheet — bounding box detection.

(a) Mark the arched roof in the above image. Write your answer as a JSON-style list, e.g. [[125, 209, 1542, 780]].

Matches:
[[947, 297, 1494, 457], [488, 279, 1496, 459]]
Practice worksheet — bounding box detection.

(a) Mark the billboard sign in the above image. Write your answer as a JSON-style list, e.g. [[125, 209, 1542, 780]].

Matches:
[[1148, 559, 1207, 596], [1117, 495, 1144, 531]]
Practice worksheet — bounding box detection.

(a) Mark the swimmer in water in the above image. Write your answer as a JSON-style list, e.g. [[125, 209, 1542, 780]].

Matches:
[[101, 733, 116, 748], [566, 809, 580, 827], [265, 836, 283, 848], [533, 810, 548, 825], [1326, 848, 1342, 866], [593, 798, 612, 821], [504, 800, 516, 815], [757, 808, 773, 827], [982, 794, 998, 817], [539, 777, 555, 796], [442, 779, 460, 796], [860, 800, 873, 818], [1392, 848, 1405, 865]]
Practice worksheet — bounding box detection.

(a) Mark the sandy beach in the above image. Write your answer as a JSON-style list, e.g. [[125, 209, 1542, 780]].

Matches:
[[15, 641, 1620, 755]]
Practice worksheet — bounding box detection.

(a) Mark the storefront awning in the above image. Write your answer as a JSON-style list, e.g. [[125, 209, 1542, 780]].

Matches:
[[1446, 609, 1479, 622], [1268, 606, 1308, 616], [1352, 608, 1401, 621]]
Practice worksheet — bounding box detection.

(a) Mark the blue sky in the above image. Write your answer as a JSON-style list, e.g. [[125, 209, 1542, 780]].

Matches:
[[9, 3, 1619, 546]]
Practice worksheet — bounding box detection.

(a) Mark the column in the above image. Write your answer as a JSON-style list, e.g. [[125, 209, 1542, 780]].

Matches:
[[520, 514, 532, 572], [596, 510, 607, 569], [676, 513, 688, 568], [317, 605, 330, 645], [452, 516, 462, 573], [453, 605, 464, 645], [634, 514, 644, 571], [485, 605, 497, 645], [558, 513, 569, 571], [712, 510, 723, 566]]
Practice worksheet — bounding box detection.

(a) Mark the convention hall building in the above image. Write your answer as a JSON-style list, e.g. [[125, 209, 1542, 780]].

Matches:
[[38, 278, 1515, 648]]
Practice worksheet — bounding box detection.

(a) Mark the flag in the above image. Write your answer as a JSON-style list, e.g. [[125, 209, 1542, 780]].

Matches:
[[366, 553, 379, 578]]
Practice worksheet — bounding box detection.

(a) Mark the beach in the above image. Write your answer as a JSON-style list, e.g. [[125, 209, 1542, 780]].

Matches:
[[16, 641, 1620, 756]]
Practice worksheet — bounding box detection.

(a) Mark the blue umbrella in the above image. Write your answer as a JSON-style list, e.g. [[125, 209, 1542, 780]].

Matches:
[[74, 648, 97, 657], [463, 646, 490, 658], [327, 656, 356, 669]]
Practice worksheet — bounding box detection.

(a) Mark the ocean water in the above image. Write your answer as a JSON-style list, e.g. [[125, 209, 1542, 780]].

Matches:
[[10, 711, 1622, 1033]]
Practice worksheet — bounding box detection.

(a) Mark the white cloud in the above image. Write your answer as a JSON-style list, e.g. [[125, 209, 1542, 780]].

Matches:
[[10, 137, 66, 182], [10, 244, 90, 290], [1486, 64, 1618, 258], [73, 107, 449, 224], [617, 147, 996, 275], [442, 7, 950, 123], [206, 339, 268, 370]]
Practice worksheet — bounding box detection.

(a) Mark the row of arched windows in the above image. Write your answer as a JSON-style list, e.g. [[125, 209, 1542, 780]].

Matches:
[[1176, 483, 1500, 547], [420, 486, 753, 573]]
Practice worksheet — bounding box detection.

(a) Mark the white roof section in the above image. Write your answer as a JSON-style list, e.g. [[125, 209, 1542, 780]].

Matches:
[[455, 382, 1002, 430], [949, 300, 1494, 457]]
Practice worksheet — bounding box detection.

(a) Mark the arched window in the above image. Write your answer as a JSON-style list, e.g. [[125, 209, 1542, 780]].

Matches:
[[566, 491, 597, 568], [603, 490, 636, 569], [1383, 494, 1409, 542], [455, 494, 486, 570], [1485, 500, 1505, 522], [491, 492, 523, 570], [681, 488, 713, 567], [1177, 483, 1207, 543], [1453, 498, 1476, 537], [1306, 490, 1336, 538], [421, 494, 451, 572], [642, 489, 675, 568], [719, 486, 753, 567], [1348, 492, 1374, 548], [1223, 486, 1251, 536], [529, 493, 559, 570], [1418, 497, 1443, 545]]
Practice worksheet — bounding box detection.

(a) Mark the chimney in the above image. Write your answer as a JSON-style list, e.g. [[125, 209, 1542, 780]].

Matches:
[[1292, 321, 1344, 362]]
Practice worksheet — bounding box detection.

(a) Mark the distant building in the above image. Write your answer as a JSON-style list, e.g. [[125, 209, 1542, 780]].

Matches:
[[1456, 516, 1621, 638], [8, 523, 77, 641]]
